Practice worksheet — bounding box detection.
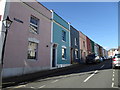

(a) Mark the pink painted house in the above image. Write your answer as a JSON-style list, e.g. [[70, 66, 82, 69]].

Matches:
[[1, 0, 52, 78], [79, 31, 87, 63]]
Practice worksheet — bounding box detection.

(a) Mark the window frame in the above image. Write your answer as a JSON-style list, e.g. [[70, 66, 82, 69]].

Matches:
[[29, 16, 39, 34], [83, 41, 85, 48], [62, 46, 67, 60], [75, 49, 79, 59], [62, 30, 66, 42], [75, 38, 77, 46], [27, 41, 38, 60]]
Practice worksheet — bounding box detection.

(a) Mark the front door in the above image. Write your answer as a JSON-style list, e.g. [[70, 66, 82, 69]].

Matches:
[[52, 44, 57, 67], [52, 48, 56, 67], [71, 48, 73, 64]]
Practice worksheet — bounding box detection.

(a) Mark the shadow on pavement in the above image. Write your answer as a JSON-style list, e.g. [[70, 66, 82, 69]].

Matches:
[[46, 59, 112, 78], [2, 59, 114, 88]]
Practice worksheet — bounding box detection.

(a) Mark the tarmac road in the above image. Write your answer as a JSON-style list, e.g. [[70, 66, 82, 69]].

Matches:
[[4, 60, 120, 89]]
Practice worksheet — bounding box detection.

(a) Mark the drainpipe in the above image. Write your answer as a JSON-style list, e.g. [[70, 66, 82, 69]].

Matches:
[[68, 22, 71, 65], [50, 10, 53, 69]]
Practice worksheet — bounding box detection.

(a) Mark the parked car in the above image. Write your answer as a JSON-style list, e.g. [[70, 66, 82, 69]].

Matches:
[[86, 54, 95, 64], [100, 57, 104, 62], [101, 57, 105, 61], [86, 54, 100, 64], [112, 53, 120, 69], [95, 56, 101, 63]]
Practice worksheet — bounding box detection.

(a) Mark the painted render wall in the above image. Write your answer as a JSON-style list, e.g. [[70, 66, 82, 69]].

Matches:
[[86, 36, 91, 55], [2, 1, 52, 78], [105, 50, 108, 58], [79, 31, 87, 63], [98, 45, 103, 57], [0, 0, 8, 65], [108, 48, 118, 58], [102, 49, 105, 57], [70, 26, 80, 63], [53, 12, 69, 30], [90, 40, 95, 54], [94, 43, 99, 56], [96, 44, 100, 56], [52, 12, 70, 67]]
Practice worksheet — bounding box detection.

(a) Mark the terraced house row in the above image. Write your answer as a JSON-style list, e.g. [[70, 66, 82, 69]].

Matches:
[[0, 0, 108, 78]]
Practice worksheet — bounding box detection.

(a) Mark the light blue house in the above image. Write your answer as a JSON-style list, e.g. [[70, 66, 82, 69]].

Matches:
[[50, 10, 71, 68]]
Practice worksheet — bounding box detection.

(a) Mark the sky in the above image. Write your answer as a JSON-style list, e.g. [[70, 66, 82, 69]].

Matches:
[[40, 2, 118, 50]]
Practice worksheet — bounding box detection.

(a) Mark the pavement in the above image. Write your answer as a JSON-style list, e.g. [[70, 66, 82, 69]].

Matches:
[[2, 62, 88, 88]]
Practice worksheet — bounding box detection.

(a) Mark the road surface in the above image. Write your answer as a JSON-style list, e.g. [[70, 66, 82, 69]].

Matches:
[[4, 60, 120, 89]]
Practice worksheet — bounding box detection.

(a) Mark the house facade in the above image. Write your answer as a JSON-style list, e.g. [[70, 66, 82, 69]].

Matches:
[[90, 40, 95, 54], [70, 26, 80, 64], [108, 48, 118, 58], [86, 36, 92, 55], [1, 1, 52, 78], [79, 31, 87, 63], [98, 45, 103, 57], [104, 50, 108, 58], [0, 0, 109, 78], [102, 48, 105, 57], [94, 43, 99, 56], [51, 10, 71, 68]]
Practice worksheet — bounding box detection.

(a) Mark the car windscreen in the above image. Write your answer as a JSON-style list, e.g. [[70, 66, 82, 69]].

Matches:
[[87, 54, 95, 58], [115, 54, 120, 58]]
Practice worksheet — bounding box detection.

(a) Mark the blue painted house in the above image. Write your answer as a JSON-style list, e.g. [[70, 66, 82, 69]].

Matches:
[[70, 26, 80, 64], [50, 10, 71, 68]]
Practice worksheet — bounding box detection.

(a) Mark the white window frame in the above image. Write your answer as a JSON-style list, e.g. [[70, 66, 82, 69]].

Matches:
[[27, 41, 38, 60], [29, 16, 39, 34], [75, 38, 77, 46], [62, 30, 66, 42], [75, 49, 78, 59], [62, 46, 67, 60]]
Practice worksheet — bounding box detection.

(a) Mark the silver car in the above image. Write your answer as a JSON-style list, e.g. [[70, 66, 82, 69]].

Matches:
[[112, 53, 120, 69]]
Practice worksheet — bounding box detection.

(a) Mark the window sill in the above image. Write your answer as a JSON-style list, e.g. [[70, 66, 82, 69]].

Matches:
[[62, 58, 67, 60], [29, 30, 38, 35], [27, 59, 37, 61], [62, 40, 66, 43]]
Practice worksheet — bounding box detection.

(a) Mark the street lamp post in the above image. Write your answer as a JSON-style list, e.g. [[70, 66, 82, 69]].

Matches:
[[1, 16, 13, 66]]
